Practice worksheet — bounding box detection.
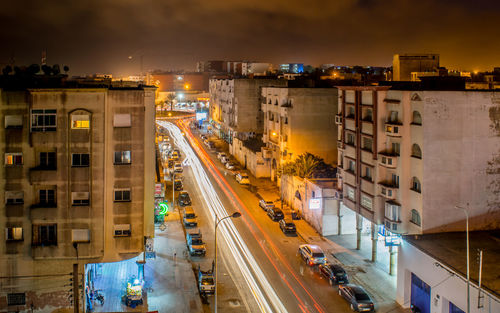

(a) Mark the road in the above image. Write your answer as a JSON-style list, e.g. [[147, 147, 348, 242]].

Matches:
[[158, 119, 361, 313]]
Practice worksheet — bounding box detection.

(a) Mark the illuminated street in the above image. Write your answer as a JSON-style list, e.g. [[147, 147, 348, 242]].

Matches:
[[157, 119, 408, 313]]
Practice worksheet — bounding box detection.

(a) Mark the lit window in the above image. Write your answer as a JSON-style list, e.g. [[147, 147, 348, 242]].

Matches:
[[71, 115, 90, 129], [361, 195, 372, 209], [385, 202, 401, 221], [114, 151, 131, 164], [5, 227, 23, 241], [347, 187, 355, 200], [114, 189, 131, 202], [5, 153, 23, 166]]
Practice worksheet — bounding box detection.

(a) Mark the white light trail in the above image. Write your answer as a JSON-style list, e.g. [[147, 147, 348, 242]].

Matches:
[[158, 121, 287, 313]]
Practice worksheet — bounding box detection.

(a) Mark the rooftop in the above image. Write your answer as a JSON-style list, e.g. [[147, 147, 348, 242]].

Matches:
[[404, 230, 500, 298]]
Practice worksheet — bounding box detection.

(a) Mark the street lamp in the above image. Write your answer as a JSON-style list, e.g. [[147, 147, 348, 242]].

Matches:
[[455, 205, 470, 313], [214, 212, 241, 312]]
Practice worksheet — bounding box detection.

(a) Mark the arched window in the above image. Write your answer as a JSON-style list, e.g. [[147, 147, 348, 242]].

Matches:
[[411, 177, 421, 193], [410, 209, 421, 226], [411, 144, 422, 159], [412, 111, 422, 125]]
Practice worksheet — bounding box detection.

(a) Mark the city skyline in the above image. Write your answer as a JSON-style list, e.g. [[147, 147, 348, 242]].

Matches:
[[1, 0, 499, 76]]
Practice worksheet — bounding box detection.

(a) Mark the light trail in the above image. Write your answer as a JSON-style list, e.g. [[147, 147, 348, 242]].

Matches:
[[175, 119, 328, 313], [158, 121, 288, 313]]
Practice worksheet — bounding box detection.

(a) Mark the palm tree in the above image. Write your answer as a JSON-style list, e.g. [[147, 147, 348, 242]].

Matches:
[[166, 93, 176, 111], [294, 153, 322, 179]]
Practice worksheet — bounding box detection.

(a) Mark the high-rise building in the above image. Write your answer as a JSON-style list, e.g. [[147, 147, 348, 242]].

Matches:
[[0, 80, 156, 311]]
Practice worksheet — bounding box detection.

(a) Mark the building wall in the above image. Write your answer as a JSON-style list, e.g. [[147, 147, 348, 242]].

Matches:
[[397, 240, 500, 313], [0, 86, 155, 312], [230, 137, 270, 178], [393, 54, 439, 81]]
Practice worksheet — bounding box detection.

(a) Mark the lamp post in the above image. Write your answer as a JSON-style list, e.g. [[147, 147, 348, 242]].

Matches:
[[455, 205, 470, 313], [214, 212, 241, 312]]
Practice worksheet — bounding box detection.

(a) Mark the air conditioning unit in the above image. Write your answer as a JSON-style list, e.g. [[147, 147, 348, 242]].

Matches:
[[72, 229, 90, 243], [114, 224, 131, 237]]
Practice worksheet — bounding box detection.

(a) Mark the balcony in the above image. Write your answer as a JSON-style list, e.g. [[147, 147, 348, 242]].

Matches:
[[384, 218, 402, 233], [378, 151, 398, 168], [378, 181, 398, 200], [31, 201, 57, 209], [335, 114, 343, 125], [385, 122, 403, 137]]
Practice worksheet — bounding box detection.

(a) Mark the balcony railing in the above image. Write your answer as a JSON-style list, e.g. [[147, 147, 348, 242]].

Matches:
[[30, 202, 57, 209], [378, 151, 399, 168], [378, 182, 398, 200]]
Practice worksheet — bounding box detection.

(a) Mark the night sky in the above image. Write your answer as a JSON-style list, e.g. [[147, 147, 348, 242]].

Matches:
[[1, 0, 499, 76]]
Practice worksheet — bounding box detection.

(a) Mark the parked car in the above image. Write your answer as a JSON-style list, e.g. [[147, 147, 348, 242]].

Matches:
[[186, 231, 206, 256], [200, 134, 207, 140], [220, 156, 230, 164], [279, 219, 296, 234], [182, 207, 197, 227], [259, 199, 275, 211], [298, 244, 326, 266], [174, 178, 183, 191], [235, 173, 250, 185], [338, 284, 375, 312], [174, 162, 183, 173], [178, 191, 192, 206], [267, 207, 284, 221], [217, 152, 227, 160], [319, 262, 349, 285], [207, 142, 215, 149], [225, 162, 235, 170]]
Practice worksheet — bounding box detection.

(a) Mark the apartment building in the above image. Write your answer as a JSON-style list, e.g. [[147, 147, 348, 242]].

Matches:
[[261, 86, 338, 180], [336, 85, 500, 239], [209, 77, 286, 144], [0, 83, 156, 312]]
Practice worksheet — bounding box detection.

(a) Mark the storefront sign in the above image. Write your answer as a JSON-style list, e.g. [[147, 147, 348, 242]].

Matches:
[[309, 198, 322, 210], [154, 183, 163, 197]]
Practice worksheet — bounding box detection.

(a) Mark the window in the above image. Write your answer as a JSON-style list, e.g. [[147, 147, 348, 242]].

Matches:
[[362, 137, 372, 151], [114, 151, 131, 164], [284, 117, 288, 124], [114, 188, 131, 202], [5, 115, 23, 128], [72, 153, 90, 167], [391, 174, 399, 187], [412, 111, 422, 125], [411, 144, 422, 159], [113, 114, 131, 127], [5, 227, 23, 241], [346, 106, 355, 118], [347, 187, 355, 201], [269, 113, 274, 121], [5, 191, 24, 204], [5, 153, 23, 166], [347, 160, 355, 173], [38, 189, 56, 206], [346, 133, 355, 145], [388, 111, 398, 123], [32, 224, 57, 246], [363, 109, 372, 122], [31, 109, 57, 132], [364, 166, 372, 180], [411, 209, 421, 226], [361, 195, 372, 210], [71, 115, 90, 129], [385, 203, 400, 221], [39, 152, 56, 169], [72, 192, 90, 206], [392, 142, 400, 155], [411, 177, 421, 193]]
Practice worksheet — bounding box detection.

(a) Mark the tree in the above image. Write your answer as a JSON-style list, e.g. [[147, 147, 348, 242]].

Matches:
[[294, 153, 322, 179], [63, 65, 69, 74], [166, 93, 176, 111], [28, 64, 40, 75], [2, 65, 12, 76], [41, 65, 52, 75], [52, 64, 61, 75]]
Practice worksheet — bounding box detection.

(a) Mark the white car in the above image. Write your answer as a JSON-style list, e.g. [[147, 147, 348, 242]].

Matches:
[[235, 173, 250, 185], [174, 163, 183, 173], [298, 244, 326, 266], [217, 152, 227, 160], [220, 156, 230, 164], [225, 162, 235, 170]]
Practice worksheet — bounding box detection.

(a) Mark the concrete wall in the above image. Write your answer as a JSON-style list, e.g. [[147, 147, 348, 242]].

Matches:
[[397, 240, 500, 313], [230, 138, 270, 178]]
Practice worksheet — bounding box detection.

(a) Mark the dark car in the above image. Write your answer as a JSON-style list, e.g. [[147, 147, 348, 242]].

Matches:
[[174, 179, 183, 191], [279, 219, 296, 234], [267, 207, 284, 221], [338, 284, 375, 312], [178, 191, 192, 206], [319, 262, 349, 285]]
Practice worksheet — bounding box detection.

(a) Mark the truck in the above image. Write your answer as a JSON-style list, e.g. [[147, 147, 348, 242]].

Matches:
[[186, 231, 206, 256], [197, 264, 215, 295]]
